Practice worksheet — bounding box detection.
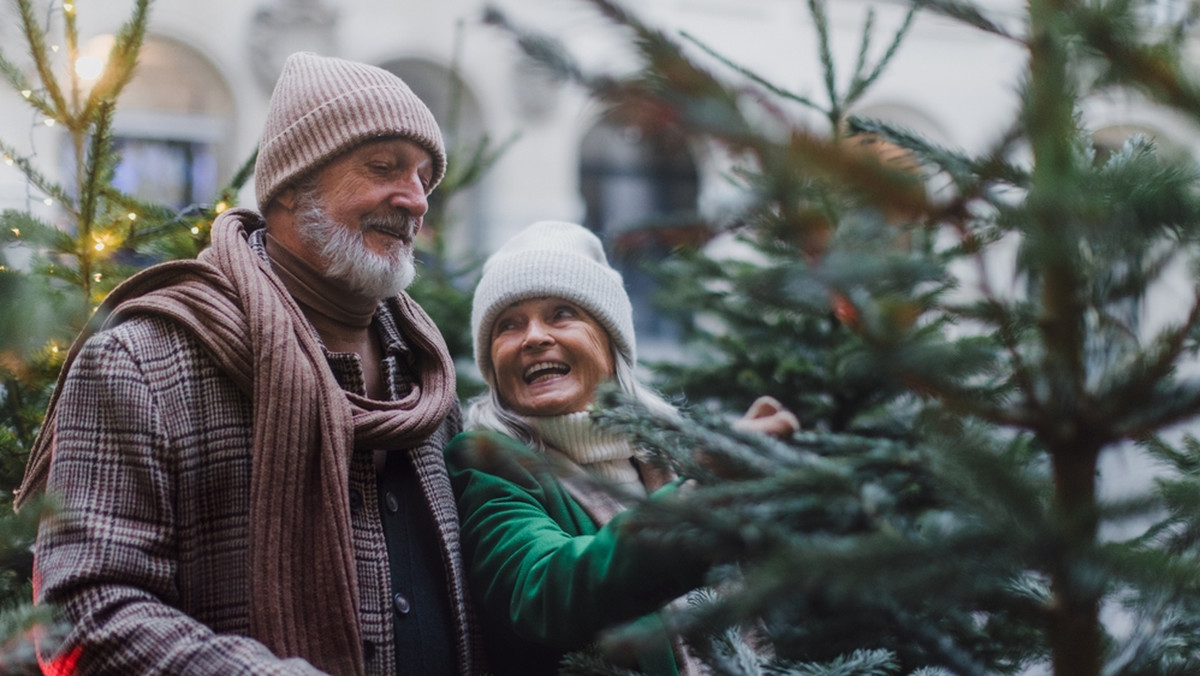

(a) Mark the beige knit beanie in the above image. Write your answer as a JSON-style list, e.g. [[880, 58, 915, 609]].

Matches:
[[254, 52, 447, 213], [472, 221, 635, 382]]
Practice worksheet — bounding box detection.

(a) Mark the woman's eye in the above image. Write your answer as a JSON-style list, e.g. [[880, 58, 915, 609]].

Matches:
[[552, 306, 577, 320]]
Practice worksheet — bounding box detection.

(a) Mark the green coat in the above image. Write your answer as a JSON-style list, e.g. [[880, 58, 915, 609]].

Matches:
[[445, 430, 706, 675]]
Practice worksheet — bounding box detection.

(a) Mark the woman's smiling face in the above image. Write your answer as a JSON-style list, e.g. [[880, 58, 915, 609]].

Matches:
[[489, 297, 615, 417]]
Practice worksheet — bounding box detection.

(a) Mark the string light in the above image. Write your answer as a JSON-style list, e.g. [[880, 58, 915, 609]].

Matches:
[[51, 344, 59, 354], [44, 118, 56, 127], [92, 273, 102, 282], [10, 228, 19, 237], [215, 201, 228, 212], [76, 55, 104, 80], [93, 241, 104, 251], [20, 90, 31, 99], [42, 197, 52, 205], [127, 212, 137, 221], [63, 2, 74, 13], [50, 45, 60, 53], [2, 154, 13, 166], [190, 226, 200, 235]]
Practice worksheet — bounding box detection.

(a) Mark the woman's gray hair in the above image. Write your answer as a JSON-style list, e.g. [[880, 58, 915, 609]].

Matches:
[[463, 347, 679, 449]]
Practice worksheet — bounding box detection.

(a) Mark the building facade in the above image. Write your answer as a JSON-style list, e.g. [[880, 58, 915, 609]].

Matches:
[[0, 0, 1196, 356]]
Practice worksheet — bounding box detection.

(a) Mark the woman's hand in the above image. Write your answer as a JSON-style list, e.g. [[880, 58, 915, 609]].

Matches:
[[732, 396, 799, 439]]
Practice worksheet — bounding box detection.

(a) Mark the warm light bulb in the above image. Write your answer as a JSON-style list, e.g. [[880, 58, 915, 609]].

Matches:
[[10, 228, 19, 237], [50, 45, 60, 53], [75, 55, 104, 81], [94, 241, 105, 251], [44, 118, 56, 127], [20, 90, 31, 99], [127, 212, 137, 221], [3, 155, 12, 166], [92, 273, 102, 282], [190, 226, 200, 235], [215, 201, 228, 212], [63, 2, 74, 12]]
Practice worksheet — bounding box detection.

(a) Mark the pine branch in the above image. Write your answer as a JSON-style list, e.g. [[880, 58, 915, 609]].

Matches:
[[210, 145, 258, 211], [849, 9, 875, 103], [845, 116, 1030, 195], [679, 32, 824, 113], [807, 0, 840, 123], [1110, 380, 1200, 441], [0, 52, 55, 120], [908, 0, 1020, 41], [1071, 5, 1200, 127], [0, 211, 73, 252], [62, 0, 80, 113], [81, 0, 151, 122], [15, 0, 69, 124], [844, 7, 917, 109], [77, 100, 118, 244], [1093, 293, 1200, 432], [0, 140, 74, 211], [442, 130, 521, 194]]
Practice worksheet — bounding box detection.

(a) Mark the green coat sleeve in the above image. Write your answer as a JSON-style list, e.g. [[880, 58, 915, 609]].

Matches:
[[445, 430, 706, 651]]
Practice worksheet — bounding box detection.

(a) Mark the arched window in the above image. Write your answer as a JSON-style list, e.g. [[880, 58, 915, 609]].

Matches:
[[579, 117, 703, 352], [83, 35, 236, 210]]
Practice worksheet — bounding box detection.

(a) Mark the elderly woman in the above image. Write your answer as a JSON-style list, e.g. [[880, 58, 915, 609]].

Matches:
[[445, 221, 797, 676]]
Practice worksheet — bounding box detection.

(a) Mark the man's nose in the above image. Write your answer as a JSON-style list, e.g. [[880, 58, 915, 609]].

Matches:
[[389, 171, 428, 218]]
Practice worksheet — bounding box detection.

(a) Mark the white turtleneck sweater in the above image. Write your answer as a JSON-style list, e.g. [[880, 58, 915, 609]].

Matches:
[[528, 412, 647, 498]]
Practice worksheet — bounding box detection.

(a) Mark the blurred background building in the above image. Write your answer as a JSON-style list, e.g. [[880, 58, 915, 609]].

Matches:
[[3, 0, 1196, 353]]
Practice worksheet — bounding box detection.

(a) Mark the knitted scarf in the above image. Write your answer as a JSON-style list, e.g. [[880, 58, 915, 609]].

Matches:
[[529, 412, 644, 493], [17, 208, 456, 676]]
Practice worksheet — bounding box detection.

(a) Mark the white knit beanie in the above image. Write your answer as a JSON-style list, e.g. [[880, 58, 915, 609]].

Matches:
[[254, 52, 447, 213], [472, 221, 635, 382]]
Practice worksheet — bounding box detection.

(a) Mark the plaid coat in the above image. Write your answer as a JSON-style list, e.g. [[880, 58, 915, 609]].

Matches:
[[34, 302, 478, 675]]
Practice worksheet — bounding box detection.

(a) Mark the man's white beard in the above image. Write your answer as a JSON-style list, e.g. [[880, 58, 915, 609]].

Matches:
[[293, 187, 418, 300]]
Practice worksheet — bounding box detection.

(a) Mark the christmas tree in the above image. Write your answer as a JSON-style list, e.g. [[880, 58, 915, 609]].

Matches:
[[490, 0, 1200, 674], [0, 1, 497, 669], [0, 0, 166, 668]]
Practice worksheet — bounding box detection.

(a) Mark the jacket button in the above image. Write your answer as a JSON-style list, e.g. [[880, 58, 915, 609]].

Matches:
[[385, 491, 400, 514], [393, 592, 411, 615], [349, 489, 363, 515], [362, 639, 375, 661]]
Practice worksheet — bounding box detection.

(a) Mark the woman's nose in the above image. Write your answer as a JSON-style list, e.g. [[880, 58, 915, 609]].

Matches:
[[521, 319, 554, 348]]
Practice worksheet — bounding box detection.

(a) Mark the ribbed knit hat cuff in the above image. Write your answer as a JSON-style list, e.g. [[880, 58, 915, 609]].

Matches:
[[472, 249, 635, 381]]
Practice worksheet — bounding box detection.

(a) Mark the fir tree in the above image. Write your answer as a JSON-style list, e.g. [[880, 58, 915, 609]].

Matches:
[[0, 0, 158, 666], [0, 0, 249, 667], [489, 0, 1200, 674]]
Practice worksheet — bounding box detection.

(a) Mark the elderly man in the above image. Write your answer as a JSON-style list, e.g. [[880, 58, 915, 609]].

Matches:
[[17, 52, 482, 675]]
